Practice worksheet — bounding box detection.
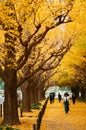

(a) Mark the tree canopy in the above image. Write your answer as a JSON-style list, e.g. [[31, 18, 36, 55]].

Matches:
[[0, 0, 85, 125], [50, 0, 86, 91]]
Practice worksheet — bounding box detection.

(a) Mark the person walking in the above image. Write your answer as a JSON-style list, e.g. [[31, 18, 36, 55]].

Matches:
[[58, 93, 62, 103], [63, 92, 70, 113], [49, 92, 55, 104], [49, 93, 53, 104], [52, 92, 55, 103], [72, 92, 76, 104]]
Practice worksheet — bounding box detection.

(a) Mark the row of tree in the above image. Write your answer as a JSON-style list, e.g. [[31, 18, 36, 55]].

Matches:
[[0, 0, 82, 125], [55, 38, 86, 100]]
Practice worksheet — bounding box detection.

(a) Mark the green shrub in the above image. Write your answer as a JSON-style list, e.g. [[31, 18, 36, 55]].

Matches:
[[31, 103, 40, 109], [6, 127, 13, 130], [0, 126, 20, 130], [35, 102, 42, 106]]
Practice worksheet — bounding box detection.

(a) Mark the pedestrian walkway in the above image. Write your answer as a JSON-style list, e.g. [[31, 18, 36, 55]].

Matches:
[[40, 99, 86, 130]]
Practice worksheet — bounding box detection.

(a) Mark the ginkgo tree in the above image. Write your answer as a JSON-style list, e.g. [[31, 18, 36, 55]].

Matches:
[[19, 30, 76, 112], [51, 0, 86, 97], [0, 0, 79, 125], [55, 37, 86, 98]]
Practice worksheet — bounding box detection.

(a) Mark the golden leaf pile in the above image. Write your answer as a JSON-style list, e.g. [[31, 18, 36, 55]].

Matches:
[[0, 99, 85, 130], [40, 99, 86, 130]]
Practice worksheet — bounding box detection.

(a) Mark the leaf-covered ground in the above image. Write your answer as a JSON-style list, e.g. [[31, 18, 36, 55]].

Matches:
[[0, 99, 86, 130], [40, 99, 86, 130]]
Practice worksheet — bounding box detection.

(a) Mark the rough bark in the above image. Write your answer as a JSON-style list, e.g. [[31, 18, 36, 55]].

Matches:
[[31, 88, 37, 104], [2, 70, 20, 125], [37, 89, 41, 101], [22, 86, 31, 112]]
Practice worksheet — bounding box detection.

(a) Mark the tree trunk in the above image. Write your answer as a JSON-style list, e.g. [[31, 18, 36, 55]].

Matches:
[[38, 88, 45, 100], [22, 86, 31, 112], [30, 88, 34, 104], [37, 89, 41, 101], [32, 88, 37, 103], [81, 88, 86, 100], [21, 81, 32, 112], [2, 70, 20, 125]]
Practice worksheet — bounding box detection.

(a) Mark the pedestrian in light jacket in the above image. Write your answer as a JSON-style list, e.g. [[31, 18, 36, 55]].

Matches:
[[63, 92, 70, 113]]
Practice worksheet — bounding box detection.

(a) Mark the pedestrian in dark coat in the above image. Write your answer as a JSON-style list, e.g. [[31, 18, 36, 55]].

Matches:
[[49, 92, 55, 104], [58, 93, 62, 103], [49, 93, 53, 104], [72, 92, 76, 104]]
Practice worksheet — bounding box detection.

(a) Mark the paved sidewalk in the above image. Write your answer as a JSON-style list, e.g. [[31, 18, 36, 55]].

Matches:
[[40, 99, 86, 130]]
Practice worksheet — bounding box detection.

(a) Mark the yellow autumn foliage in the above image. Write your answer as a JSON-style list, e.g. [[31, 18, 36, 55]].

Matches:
[[50, 0, 86, 86]]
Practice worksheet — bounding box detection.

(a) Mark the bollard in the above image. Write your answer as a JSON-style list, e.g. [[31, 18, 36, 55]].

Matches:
[[33, 124, 36, 130], [0, 104, 2, 117], [36, 99, 48, 130], [19, 101, 23, 117], [20, 108, 22, 117]]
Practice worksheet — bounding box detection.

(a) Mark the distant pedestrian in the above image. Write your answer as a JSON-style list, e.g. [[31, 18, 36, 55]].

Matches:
[[72, 92, 76, 104], [58, 93, 62, 103], [49, 92, 55, 104], [52, 92, 55, 103], [49, 93, 53, 104], [63, 92, 70, 113]]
